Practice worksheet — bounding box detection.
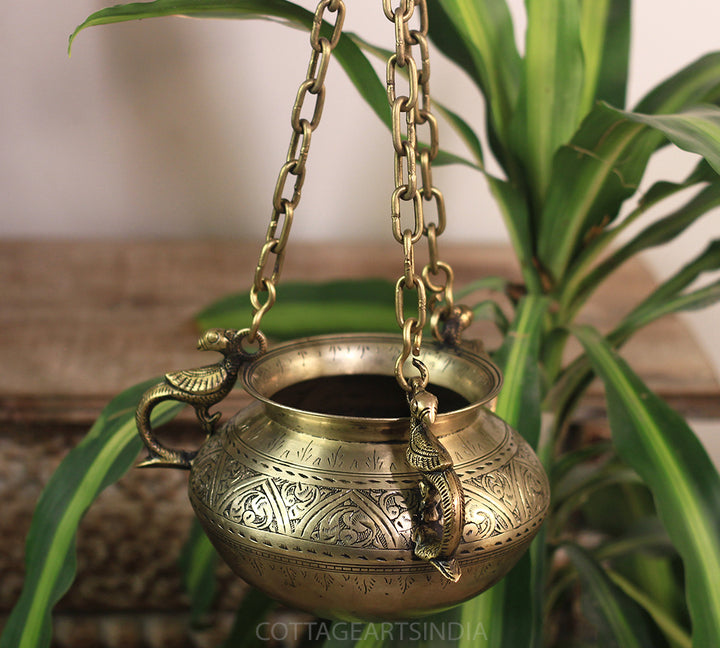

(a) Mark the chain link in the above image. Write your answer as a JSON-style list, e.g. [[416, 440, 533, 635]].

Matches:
[[248, 0, 345, 341], [385, 0, 456, 391]]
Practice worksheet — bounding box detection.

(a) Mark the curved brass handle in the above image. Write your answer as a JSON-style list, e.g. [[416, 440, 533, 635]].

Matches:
[[135, 328, 266, 470], [406, 381, 465, 582]]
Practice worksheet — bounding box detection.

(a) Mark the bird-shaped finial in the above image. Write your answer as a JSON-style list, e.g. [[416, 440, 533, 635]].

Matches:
[[135, 328, 266, 469]]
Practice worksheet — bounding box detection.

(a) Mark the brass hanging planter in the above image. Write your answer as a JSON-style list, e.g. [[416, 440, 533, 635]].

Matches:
[[134, 0, 550, 620]]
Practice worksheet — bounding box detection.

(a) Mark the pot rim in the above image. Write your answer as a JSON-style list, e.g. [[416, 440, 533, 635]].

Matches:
[[241, 333, 503, 428]]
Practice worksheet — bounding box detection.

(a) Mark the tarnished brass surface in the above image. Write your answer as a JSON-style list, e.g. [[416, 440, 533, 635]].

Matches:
[[182, 334, 550, 620]]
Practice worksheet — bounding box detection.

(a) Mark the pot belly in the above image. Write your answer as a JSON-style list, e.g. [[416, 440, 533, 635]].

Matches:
[[188, 404, 549, 619]]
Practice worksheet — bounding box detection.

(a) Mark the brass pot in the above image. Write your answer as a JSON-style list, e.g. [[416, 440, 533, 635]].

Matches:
[[180, 334, 549, 620]]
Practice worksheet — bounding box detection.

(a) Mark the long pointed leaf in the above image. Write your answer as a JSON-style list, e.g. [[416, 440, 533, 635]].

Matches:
[[567, 182, 720, 313], [0, 381, 184, 648], [560, 159, 717, 315], [615, 240, 720, 338], [635, 52, 720, 114], [513, 0, 584, 204], [608, 570, 692, 648], [486, 176, 542, 293], [459, 296, 549, 648], [178, 518, 219, 627], [563, 543, 669, 648], [432, 0, 521, 171], [574, 325, 720, 646], [196, 279, 398, 338], [580, 0, 630, 111], [539, 50, 720, 281], [611, 106, 720, 174]]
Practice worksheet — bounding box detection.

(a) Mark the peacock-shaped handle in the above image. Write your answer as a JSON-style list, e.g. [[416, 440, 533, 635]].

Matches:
[[135, 328, 266, 469], [405, 370, 465, 582]]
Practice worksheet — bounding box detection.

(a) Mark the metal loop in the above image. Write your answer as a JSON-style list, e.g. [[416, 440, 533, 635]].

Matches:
[[266, 201, 295, 255], [420, 186, 446, 235], [391, 98, 417, 155], [415, 108, 439, 160], [394, 140, 417, 200], [422, 260, 454, 306], [408, 30, 430, 86], [383, 0, 414, 22], [425, 221, 439, 273], [287, 119, 313, 177], [292, 79, 326, 132], [413, 0, 429, 36], [273, 161, 304, 212], [419, 149, 433, 196], [387, 55, 418, 112], [307, 37, 332, 94], [394, 319, 426, 392], [311, 0, 346, 52], [395, 274, 427, 331], [249, 278, 277, 339], [402, 229, 416, 288], [391, 186, 424, 244], [236, 328, 269, 357]]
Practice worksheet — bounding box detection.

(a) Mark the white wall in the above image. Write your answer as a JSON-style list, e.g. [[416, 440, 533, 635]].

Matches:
[[2, 1, 719, 385]]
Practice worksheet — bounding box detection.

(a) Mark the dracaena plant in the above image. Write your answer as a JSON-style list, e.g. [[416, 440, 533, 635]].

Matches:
[[4, 1, 720, 647]]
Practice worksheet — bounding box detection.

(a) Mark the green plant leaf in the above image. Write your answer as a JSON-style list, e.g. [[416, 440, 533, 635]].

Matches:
[[178, 518, 219, 627], [574, 325, 720, 646], [562, 542, 670, 647], [471, 299, 510, 334], [459, 296, 549, 648], [552, 461, 642, 536], [431, 0, 521, 170], [218, 588, 276, 648], [580, 0, 630, 111], [635, 52, 720, 115], [614, 240, 720, 339], [196, 279, 398, 338], [486, 176, 542, 293], [70, 0, 391, 129], [608, 570, 692, 648], [512, 0, 585, 204], [493, 295, 550, 448], [610, 105, 720, 174], [566, 182, 720, 314], [0, 380, 184, 648], [538, 51, 720, 282], [537, 104, 664, 283], [560, 159, 716, 315], [432, 102, 485, 167]]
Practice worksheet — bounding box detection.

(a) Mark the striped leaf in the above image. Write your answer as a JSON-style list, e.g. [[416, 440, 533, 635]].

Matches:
[[431, 0, 521, 171], [0, 381, 184, 648], [196, 279, 398, 338], [579, 0, 630, 111], [512, 0, 585, 205], [459, 296, 549, 648], [539, 50, 720, 281], [566, 181, 720, 314], [609, 105, 720, 174], [574, 325, 720, 646], [560, 159, 716, 315]]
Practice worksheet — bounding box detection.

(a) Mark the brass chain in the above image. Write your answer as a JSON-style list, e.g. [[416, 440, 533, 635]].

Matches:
[[384, 0, 456, 391], [248, 0, 346, 342]]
